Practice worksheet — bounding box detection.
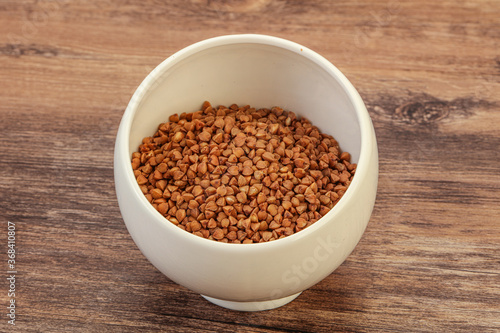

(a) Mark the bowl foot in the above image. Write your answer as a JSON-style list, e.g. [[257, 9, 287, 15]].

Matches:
[[201, 292, 301, 311]]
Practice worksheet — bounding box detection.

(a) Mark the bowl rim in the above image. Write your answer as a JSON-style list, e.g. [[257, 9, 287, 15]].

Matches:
[[115, 33, 375, 251]]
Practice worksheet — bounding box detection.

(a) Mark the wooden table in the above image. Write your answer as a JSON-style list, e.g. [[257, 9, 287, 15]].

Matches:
[[1, 1, 499, 332]]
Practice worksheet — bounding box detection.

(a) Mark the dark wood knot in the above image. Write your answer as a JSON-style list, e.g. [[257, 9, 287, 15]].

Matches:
[[0, 44, 59, 58], [394, 101, 449, 125]]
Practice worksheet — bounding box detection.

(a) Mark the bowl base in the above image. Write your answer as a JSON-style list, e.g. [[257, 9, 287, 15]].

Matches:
[[201, 292, 301, 311]]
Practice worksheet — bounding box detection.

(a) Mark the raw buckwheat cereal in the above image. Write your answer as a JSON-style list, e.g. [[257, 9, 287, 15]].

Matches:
[[131, 102, 356, 243]]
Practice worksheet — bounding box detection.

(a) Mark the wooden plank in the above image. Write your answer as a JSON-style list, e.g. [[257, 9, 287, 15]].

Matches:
[[0, 0, 498, 331]]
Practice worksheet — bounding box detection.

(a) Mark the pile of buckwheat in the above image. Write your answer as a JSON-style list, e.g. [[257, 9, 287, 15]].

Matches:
[[132, 102, 356, 243]]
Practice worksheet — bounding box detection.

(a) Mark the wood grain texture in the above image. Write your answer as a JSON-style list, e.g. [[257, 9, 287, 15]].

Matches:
[[0, 0, 499, 332]]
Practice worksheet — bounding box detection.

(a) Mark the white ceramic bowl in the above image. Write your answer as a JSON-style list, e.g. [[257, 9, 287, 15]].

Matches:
[[114, 34, 378, 311]]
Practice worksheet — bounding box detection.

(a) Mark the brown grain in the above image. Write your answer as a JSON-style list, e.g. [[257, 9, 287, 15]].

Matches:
[[132, 102, 356, 243]]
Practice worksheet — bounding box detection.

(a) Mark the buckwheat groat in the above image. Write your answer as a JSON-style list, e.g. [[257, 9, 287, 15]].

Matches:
[[132, 102, 356, 243]]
